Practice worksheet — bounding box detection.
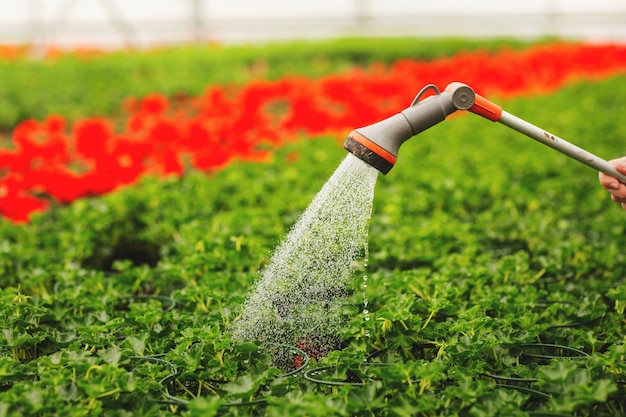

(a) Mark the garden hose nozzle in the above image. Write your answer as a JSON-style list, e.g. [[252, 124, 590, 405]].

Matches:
[[345, 82, 626, 183], [344, 82, 475, 174]]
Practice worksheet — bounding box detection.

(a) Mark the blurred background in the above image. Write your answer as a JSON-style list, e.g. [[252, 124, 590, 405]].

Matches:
[[1, 0, 625, 51]]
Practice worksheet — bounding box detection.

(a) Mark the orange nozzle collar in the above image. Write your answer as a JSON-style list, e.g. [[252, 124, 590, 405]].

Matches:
[[469, 94, 503, 122]]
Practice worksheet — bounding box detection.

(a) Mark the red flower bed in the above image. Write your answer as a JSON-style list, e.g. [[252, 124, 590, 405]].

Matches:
[[1, 42, 626, 223]]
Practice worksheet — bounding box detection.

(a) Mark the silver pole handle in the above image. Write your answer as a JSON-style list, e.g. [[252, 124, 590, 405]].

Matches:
[[497, 110, 626, 184]]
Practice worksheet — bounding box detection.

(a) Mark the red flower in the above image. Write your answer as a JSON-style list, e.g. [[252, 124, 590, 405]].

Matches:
[[0, 149, 28, 173], [11, 118, 70, 169], [140, 93, 169, 115], [0, 174, 48, 223], [44, 114, 66, 133], [73, 118, 113, 160], [0, 192, 48, 223], [27, 167, 86, 203]]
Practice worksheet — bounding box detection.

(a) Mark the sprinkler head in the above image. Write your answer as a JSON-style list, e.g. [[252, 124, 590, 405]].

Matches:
[[344, 82, 476, 174]]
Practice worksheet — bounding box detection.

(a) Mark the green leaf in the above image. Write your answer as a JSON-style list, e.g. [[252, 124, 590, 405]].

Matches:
[[126, 333, 148, 356], [98, 346, 122, 367], [590, 379, 617, 402], [537, 361, 577, 383], [222, 374, 265, 396], [185, 396, 222, 416]]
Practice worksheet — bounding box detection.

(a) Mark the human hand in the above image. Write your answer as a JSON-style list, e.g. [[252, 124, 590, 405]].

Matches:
[[598, 156, 626, 210]]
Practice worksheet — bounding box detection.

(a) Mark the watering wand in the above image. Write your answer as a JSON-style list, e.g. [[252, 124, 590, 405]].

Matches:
[[344, 82, 626, 183]]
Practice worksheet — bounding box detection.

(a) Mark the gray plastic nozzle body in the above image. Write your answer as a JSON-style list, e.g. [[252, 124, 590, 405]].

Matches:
[[353, 83, 475, 158]]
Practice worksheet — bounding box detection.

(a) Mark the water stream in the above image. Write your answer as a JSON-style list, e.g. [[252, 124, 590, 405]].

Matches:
[[231, 153, 379, 359]]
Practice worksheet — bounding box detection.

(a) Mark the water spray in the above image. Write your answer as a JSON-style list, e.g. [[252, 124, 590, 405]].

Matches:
[[345, 82, 626, 183]]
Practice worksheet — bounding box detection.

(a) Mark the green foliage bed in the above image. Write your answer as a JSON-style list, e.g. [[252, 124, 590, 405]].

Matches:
[[1, 39, 626, 416]]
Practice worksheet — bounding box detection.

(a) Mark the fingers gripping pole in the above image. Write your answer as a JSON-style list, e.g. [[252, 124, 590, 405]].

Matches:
[[469, 94, 626, 184]]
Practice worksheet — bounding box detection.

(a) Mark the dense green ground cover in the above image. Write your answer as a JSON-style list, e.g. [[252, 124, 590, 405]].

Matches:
[[0, 37, 536, 131], [1, 40, 626, 416]]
